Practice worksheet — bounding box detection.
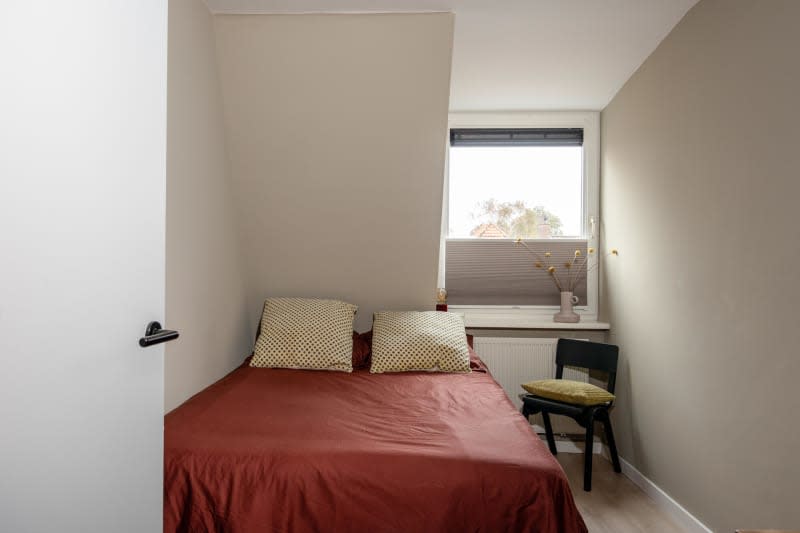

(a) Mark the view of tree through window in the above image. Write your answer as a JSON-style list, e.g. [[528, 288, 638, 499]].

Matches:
[[448, 146, 583, 239], [471, 200, 563, 238]]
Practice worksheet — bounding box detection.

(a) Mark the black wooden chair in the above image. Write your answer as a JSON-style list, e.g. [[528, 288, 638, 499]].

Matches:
[[521, 338, 621, 491]]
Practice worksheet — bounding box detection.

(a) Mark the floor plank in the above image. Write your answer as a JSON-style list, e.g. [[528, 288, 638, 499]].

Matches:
[[556, 453, 687, 533]]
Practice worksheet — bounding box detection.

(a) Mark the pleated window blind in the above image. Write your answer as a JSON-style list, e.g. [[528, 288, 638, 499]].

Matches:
[[445, 239, 587, 306]]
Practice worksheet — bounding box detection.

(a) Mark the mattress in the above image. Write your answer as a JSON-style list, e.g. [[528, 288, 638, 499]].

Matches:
[[164, 352, 587, 532]]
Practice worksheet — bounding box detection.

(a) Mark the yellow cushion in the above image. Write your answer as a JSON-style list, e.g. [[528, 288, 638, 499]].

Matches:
[[521, 379, 615, 406]]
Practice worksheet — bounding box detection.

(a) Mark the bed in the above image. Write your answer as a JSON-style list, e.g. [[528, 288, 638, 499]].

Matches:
[[164, 350, 587, 532]]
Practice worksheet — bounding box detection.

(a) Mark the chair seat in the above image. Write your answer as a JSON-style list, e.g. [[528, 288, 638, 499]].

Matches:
[[521, 379, 615, 406]]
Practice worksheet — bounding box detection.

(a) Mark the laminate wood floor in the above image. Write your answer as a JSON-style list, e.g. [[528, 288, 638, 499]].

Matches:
[[556, 453, 687, 533]]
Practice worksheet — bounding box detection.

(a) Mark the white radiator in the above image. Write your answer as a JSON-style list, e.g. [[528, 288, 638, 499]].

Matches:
[[472, 337, 588, 435]]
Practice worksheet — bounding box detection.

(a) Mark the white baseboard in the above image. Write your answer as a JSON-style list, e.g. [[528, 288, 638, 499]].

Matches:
[[619, 457, 712, 533]]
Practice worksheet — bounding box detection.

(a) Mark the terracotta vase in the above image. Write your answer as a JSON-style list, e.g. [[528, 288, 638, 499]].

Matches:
[[553, 291, 580, 323]]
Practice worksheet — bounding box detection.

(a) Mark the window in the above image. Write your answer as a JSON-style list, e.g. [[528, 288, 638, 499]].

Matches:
[[440, 112, 600, 324], [448, 128, 584, 239]]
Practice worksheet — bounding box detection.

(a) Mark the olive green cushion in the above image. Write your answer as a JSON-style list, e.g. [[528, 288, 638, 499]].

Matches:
[[521, 379, 615, 406]]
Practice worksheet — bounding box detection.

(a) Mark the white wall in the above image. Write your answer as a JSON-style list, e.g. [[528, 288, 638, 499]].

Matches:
[[601, 1, 800, 530], [213, 13, 454, 332], [165, 0, 253, 412]]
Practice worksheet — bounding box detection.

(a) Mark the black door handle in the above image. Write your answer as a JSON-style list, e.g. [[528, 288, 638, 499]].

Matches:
[[139, 321, 179, 347]]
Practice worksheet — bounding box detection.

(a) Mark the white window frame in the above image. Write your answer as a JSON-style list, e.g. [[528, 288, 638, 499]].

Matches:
[[441, 111, 601, 326]]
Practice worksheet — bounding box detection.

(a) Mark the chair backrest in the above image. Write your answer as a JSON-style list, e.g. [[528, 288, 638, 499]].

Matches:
[[555, 338, 619, 394]]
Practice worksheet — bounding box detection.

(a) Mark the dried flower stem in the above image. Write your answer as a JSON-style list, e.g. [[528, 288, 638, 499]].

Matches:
[[550, 269, 564, 291], [515, 239, 550, 265], [515, 239, 617, 294], [567, 253, 588, 291], [570, 251, 617, 292]]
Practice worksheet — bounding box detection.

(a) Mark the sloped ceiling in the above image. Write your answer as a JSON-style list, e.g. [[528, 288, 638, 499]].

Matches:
[[204, 0, 699, 110]]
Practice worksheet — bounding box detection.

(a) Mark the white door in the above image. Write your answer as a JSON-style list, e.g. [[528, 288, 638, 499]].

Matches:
[[0, 2, 167, 532]]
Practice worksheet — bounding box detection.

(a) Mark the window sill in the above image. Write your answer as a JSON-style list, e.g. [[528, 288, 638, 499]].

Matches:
[[449, 307, 610, 330]]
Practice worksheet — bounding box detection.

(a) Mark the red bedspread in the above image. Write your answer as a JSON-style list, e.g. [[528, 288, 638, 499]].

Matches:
[[164, 356, 587, 533]]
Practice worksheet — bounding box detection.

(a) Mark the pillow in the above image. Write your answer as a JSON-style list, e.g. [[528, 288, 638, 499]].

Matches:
[[370, 311, 470, 373], [251, 297, 357, 372], [352, 331, 371, 369], [521, 379, 615, 406], [468, 344, 488, 372]]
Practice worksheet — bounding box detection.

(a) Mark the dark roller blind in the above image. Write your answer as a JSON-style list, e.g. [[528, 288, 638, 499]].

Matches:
[[445, 239, 588, 306], [450, 128, 583, 147]]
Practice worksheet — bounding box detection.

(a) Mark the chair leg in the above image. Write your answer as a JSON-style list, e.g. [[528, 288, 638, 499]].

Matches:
[[583, 409, 596, 491], [542, 412, 557, 455], [600, 411, 622, 473]]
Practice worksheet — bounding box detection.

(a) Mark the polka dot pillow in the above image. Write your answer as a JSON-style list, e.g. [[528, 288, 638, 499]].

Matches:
[[370, 311, 470, 373], [251, 297, 357, 372]]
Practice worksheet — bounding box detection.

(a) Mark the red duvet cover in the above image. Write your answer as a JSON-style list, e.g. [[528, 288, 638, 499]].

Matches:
[[164, 354, 587, 533]]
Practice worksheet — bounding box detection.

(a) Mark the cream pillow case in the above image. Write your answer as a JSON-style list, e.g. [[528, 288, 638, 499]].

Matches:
[[370, 311, 470, 373], [251, 297, 356, 372]]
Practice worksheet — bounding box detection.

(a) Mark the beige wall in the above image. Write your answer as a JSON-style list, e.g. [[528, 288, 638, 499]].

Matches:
[[165, 0, 253, 412], [213, 14, 454, 332], [600, 1, 800, 530]]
